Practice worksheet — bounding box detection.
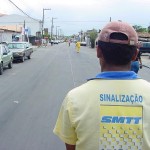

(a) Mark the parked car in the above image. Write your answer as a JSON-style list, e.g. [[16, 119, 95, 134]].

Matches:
[[0, 44, 13, 75], [139, 41, 150, 53], [80, 41, 87, 46], [8, 42, 33, 62], [53, 40, 59, 44]]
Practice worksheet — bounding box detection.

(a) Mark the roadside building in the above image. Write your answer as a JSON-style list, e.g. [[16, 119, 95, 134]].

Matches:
[[0, 14, 42, 44], [0, 25, 22, 43]]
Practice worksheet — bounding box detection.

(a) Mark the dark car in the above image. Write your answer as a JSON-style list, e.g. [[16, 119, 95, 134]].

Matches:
[[139, 42, 150, 53], [8, 42, 33, 62]]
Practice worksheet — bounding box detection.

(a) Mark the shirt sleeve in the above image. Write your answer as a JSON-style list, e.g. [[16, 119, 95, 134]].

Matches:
[[53, 95, 77, 145]]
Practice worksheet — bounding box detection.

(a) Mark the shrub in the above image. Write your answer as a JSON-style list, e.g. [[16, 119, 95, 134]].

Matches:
[[90, 30, 97, 48]]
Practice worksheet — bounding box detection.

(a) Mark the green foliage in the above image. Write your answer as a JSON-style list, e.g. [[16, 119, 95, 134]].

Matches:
[[133, 25, 147, 32], [89, 29, 97, 48], [71, 35, 75, 38], [148, 26, 150, 33]]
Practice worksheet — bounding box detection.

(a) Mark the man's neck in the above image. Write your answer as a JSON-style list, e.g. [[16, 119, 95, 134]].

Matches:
[[101, 64, 131, 72]]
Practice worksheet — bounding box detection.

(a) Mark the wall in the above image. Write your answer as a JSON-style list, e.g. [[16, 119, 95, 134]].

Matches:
[[0, 30, 16, 43]]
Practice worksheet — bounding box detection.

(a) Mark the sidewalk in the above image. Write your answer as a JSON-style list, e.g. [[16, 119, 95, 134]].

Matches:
[[32, 45, 38, 49]]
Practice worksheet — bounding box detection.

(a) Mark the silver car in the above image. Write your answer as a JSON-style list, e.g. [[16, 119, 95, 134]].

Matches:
[[8, 42, 33, 62], [0, 44, 13, 75]]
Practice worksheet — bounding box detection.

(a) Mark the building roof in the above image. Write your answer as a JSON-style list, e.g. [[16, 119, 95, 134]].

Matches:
[[0, 13, 7, 17], [0, 25, 22, 32]]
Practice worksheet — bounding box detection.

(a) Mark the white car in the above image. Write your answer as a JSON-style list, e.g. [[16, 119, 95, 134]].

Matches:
[[53, 40, 59, 44], [80, 41, 87, 46], [0, 44, 13, 75]]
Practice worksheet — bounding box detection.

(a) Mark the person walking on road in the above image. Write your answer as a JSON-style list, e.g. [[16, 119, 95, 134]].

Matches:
[[131, 50, 142, 73], [68, 40, 71, 46], [53, 21, 150, 150], [75, 41, 80, 53]]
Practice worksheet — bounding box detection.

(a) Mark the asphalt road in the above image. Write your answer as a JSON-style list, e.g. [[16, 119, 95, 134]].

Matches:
[[139, 54, 150, 82], [0, 43, 149, 150]]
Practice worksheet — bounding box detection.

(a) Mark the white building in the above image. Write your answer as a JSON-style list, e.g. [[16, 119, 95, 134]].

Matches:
[[0, 14, 42, 37]]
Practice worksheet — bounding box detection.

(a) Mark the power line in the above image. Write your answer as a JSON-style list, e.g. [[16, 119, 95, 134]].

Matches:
[[8, 0, 40, 22]]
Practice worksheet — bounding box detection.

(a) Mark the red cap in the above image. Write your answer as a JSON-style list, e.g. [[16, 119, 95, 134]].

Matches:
[[98, 21, 138, 46]]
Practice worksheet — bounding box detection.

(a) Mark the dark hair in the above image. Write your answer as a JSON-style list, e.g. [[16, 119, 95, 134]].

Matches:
[[98, 33, 137, 65]]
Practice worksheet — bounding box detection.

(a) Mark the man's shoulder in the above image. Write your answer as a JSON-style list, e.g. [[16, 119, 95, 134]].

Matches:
[[67, 79, 150, 94], [67, 81, 94, 96]]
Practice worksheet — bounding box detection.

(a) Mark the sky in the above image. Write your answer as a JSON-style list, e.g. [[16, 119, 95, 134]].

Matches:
[[1, 0, 150, 35]]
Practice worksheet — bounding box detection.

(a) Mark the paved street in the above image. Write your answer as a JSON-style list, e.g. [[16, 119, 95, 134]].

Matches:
[[139, 54, 150, 82], [0, 43, 149, 150]]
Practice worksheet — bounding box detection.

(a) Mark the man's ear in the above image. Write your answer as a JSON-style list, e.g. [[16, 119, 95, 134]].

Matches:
[[132, 49, 139, 61], [97, 46, 103, 58]]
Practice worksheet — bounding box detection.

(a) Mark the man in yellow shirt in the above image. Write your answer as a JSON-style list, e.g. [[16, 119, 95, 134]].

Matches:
[[54, 21, 150, 150], [75, 41, 80, 53]]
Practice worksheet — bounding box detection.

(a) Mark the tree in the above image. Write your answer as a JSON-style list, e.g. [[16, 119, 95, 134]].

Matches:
[[89, 29, 97, 48], [133, 25, 147, 32], [148, 26, 150, 33]]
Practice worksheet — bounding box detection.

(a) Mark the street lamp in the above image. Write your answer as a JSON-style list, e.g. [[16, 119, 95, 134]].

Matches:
[[56, 26, 60, 40], [42, 8, 51, 38], [51, 17, 57, 40]]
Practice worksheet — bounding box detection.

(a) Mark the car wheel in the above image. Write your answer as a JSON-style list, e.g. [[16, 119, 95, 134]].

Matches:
[[21, 56, 25, 62], [8, 61, 13, 69], [0, 63, 3, 75]]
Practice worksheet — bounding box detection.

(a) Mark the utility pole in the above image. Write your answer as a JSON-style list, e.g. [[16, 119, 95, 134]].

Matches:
[[23, 20, 25, 41], [110, 17, 111, 22], [42, 8, 51, 39], [80, 30, 83, 42], [51, 17, 57, 40], [56, 26, 60, 40], [58, 28, 61, 39]]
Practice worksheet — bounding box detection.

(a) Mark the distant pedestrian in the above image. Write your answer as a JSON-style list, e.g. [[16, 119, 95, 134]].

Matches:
[[51, 40, 53, 46], [131, 50, 142, 73], [42, 39, 47, 47], [76, 41, 80, 53], [68, 40, 71, 46]]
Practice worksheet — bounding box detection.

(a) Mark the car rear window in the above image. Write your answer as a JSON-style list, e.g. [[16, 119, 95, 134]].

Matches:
[[8, 43, 25, 49]]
